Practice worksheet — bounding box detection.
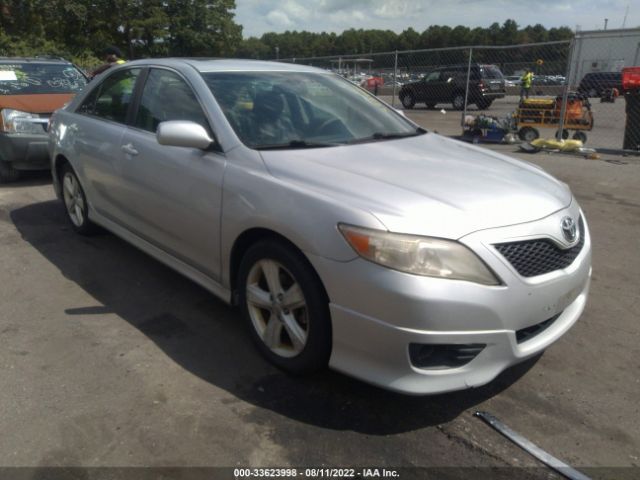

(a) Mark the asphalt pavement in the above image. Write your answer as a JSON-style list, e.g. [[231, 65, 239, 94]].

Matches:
[[0, 142, 638, 478]]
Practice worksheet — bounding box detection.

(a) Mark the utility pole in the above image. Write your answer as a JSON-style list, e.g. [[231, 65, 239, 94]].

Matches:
[[604, 18, 608, 30], [275, 46, 279, 61]]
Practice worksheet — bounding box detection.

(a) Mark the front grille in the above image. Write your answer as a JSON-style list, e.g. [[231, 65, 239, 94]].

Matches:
[[494, 217, 585, 278], [516, 313, 561, 344]]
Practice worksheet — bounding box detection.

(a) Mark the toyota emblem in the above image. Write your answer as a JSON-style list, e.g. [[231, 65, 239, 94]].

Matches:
[[561, 216, 578, 243]]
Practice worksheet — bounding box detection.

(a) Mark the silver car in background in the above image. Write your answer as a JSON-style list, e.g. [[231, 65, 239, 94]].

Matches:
[[48, 59, 591, 395]]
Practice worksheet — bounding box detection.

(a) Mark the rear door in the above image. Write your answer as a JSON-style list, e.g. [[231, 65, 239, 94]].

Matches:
[[71, 68, 142, 220], [116, 67, 226, 281]]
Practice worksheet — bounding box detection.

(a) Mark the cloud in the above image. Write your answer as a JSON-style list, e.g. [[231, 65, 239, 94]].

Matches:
[[235, 0, 640, 37], [266, 10, 293, 28]]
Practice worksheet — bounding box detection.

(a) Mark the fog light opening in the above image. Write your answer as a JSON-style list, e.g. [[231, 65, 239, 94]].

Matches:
[[409, 343, 486, 370]]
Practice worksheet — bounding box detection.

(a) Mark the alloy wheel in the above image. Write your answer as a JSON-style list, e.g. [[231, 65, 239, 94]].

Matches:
[[245, 259, 309, 358], [62, 172, 85, 227]]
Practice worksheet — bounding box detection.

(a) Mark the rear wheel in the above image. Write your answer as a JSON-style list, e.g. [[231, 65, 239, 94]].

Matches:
[[518, 127, 540, 143], [238, 239, 331, 374], [401, 92, 415, 109], [60, 164, 98, 235], [572, 131, 587, 143], [452, 92, 466, 110], [0, 162, 20, 183]]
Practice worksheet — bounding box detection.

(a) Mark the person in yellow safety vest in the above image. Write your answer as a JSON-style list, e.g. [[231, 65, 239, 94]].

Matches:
[[90, 46, 126, 79], [520, 69, 534, 101]]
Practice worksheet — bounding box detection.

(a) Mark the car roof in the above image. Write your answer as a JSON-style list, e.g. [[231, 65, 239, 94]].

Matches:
[[121, 58, 328, 74]]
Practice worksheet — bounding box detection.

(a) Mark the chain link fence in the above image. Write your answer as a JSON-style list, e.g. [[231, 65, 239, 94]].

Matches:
[[281, 31, 640, 153]]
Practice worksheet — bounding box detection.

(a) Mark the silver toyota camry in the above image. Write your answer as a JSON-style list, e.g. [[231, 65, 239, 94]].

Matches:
[[48, 59, 591, 395]]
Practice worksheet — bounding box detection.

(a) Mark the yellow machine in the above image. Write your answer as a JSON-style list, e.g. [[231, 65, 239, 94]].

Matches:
[[515, 94, 594, 143]]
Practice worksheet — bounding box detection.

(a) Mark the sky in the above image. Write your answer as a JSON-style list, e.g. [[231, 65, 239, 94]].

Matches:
[[234, 0, 639, 38]]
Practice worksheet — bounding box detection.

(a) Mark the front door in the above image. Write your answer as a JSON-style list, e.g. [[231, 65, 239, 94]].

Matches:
[[116, 68, 226, 281]]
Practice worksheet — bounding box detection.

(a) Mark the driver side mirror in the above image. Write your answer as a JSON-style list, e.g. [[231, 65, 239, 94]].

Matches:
[[157, 121, 214, 150]]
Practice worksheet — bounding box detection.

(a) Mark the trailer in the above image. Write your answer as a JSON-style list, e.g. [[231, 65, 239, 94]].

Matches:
[[515, 93, 594, 143]]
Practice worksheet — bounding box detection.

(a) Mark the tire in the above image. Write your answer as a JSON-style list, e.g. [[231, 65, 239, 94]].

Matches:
[[572, 131, 587, 143], [60, 163, 98, 235], [518, 127, 540, 143], [0, 162, 21, 183], [452, 92, 466, 110], [476, 99, 493, 110], [425, 103, 437, 109], [401, 92, 415, 109], [238, 239, 331, 374], [555, 129, 570, 140]]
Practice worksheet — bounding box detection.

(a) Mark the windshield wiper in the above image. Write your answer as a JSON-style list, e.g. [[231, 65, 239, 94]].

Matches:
[[254, 140, 342, 150], [347, 127, 427, 144]]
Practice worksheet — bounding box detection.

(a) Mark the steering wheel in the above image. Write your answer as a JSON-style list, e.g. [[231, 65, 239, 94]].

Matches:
[[315, 118, 343, 136]]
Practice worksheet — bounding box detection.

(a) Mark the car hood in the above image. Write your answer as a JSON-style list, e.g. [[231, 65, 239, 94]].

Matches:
[[0, 93, 75, 113], [260, 134, 572, 239]]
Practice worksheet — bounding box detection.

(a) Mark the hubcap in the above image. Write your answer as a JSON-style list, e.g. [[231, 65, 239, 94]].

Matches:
[[62, 173, 85, 227], [246, 259, 308, 358]]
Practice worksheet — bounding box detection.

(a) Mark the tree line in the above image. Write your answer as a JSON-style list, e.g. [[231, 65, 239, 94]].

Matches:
[[0, 1, 573, 67], [0, 0, 242, 66], [237, 21, 574, 60]]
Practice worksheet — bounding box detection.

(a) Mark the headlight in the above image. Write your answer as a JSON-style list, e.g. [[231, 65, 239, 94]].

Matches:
[[0, 109, 46, 134], [339, 224, 500, 285]]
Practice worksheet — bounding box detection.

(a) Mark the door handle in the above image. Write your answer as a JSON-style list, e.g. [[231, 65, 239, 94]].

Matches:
[[121, 143, 139, 156]]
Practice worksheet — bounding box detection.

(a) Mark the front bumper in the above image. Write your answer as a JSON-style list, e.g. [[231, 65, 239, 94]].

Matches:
[[308, 206, 591, 395], [0, 132, 50, 170]]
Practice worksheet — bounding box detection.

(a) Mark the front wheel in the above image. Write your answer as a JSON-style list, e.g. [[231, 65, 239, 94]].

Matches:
[[518, 126, 540, 142], [238, 240, 331, 374], [401, 92, 415, 109]]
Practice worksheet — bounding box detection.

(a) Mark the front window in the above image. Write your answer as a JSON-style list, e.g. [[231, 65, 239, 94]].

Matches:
[[202, 71, 423, 149], [0, 63, 86, 95]]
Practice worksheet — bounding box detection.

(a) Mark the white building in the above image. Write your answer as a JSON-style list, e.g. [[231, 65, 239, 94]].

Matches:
[[569, 28, 640, 84]]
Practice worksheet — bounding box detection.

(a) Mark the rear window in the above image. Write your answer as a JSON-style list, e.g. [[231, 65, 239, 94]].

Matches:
[[480, 66, 503, 79], [0, 63, 87, 95]]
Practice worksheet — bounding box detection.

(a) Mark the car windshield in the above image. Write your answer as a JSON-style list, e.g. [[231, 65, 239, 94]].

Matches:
[[201, 71, 423, 149], [0, 63, 87, 95]]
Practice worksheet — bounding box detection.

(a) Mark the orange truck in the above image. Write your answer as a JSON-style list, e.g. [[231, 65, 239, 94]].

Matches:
[[0, 57, 87, 182]]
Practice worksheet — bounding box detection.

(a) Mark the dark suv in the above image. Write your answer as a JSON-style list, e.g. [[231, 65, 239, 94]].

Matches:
[[399, 64, 506, 110], [0, 57, 87, 182], [577, 72, 623, 97]]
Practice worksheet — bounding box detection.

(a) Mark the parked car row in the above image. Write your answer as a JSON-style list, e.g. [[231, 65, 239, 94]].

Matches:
[[2, 57, 591, 395]]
